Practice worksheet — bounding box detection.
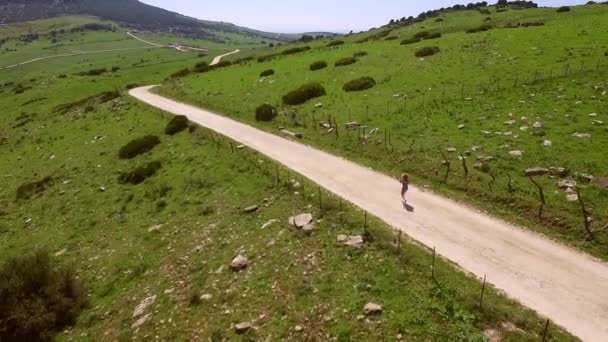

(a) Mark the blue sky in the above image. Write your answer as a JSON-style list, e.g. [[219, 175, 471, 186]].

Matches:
[[140, 0, 588, 33]]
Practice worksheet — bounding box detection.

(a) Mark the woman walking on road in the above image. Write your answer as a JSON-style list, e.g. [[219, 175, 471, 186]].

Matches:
[[400, 173, 410, 204]]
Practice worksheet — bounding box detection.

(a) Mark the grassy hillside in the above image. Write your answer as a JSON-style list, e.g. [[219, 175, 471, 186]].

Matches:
[[159, 3, 608, 260], [0, 16, 575, 341]]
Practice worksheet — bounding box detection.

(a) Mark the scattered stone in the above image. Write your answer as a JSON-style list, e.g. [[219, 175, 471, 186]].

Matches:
[[200, 294, 213, 301], [573, 132, 591, 139], [314, 103, 323, 108], [543, 140, 552, 147], [164, 288, 174, 295], [504, 120, 516, 125], [236, 144, 246, 150], [363, 302, 383, 316], [558, 179, 577, 190], [476, 155, 494, 162], [234, 322, 252, 334], [471, 145, 483, 152], [133, 296, 156, 318], [99, 186, 106, 192], [261, 219, 279, 229], [446, 147, 457, 153], [591, 177, 608, 189], [280, 129, 303, 139], [288, 213, 313, 228], [549, 167, 569, 177], [509, 150, 523, 157], [520, 125, 529, 131], [230, 255, 248, 271], [588, 112, 598, 117], [532, 121, 543, 129], [294, 325, 304, 332], [54, 249, 67, 257], [356, 315, 365, 321], [194, 245, 204, 253], [301, 224, 315, 235], [458, 124, 465, 129], [483, 328, 501, 342], [131, 313, 151, 329], [502, 322, 524, 334], [148, 224, 162, 233], [525, 167, 549, 177], [593, 120, 604, 125], [575, 172, 594, 183], [243, 205, 259, 213], [566, 194, 579, 202], [337, 235, 364, 248]]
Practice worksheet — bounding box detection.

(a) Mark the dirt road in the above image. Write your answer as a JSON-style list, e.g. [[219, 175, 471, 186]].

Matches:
[[210, 49, 240, 65], [129, 85, 608, 341]]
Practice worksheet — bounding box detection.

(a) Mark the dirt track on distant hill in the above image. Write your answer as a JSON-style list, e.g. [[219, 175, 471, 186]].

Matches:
[[129, 81, 608, 341]]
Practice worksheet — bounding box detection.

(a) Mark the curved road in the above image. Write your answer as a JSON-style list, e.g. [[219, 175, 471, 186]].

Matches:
[[210, 49, 240, 65], [129, 84, 608, 341]]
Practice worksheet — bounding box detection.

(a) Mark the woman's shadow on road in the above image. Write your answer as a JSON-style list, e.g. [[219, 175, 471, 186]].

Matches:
[[402, 201, 415, 212]]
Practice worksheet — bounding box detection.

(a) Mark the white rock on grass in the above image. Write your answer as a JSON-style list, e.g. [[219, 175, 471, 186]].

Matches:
[[261, 219, 279, 229], [566, 194, 579, 202], [133, 296, 156, 318], [573, 132, 592, 139], [504, 120, 516, 125], [288, 213, 313, 228], [148, 224, 162, 233], [54, 249, 67, 257], [131, 313, 151, 329], [509, 150, 523, 157], [520, 126, 529, 131], [532, 121, 543, 129], [337, 235, 364, 248], [234, 322, 252, 334], [363, 302, 383, 316], [543, 140, 553, 147], [230, 255, 248, 271]]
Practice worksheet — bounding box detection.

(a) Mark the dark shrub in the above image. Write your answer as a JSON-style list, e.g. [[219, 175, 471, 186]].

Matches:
[[401, 37, 421, 45], [309, 61, 328, 71], [335, 57, 357, 67], [343, 77, 376, 92], [260, 69, 275, 77], [77, 68, 107, 76], [99, 90, 120, 103], [170, 68, 191, 78], [435, 18, 444, 22], [484, 16, 492, 21], [118, 135, 160, 159], [125, 83, 140, 90], [111, 66, 120, 72], [496, 8, 508, 13], [556, 6, 571, 12], [521, 21, 545, 27], [385, 36, 398, 41], [414, 31, 431, 39], [194, 61, 208, 69], [58, 74, 67, 79], [466, 24, 492, 33], [479, 8, 491, 15], [194, 64, 213, 73], [0, 251, 87, 341], [234, 56, 254, 64], [424, 32, 442, 40], [326, 40, 345, 47], [16, 176, 53, 200], [119, 161, 162, 185], [415, 46, 441, 57], [165, 115, 189, 135], [257, 54, 278, 63], [282, 82, 326, 105], [255, 104, 278, 121], [353, 51, 368, 57], [281, 46, 311, 55], [214, 60, 232, 68]]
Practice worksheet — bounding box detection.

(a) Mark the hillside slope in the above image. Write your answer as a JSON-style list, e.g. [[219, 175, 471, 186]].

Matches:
[[0, 0, 294, 42]]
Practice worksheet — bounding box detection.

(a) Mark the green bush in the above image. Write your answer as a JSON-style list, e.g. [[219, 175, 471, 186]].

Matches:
[[282, 82, 326, 105], [214, 60, 232, 68], [401, 37, 421, 45], [170, 68, 190, 78], [466, 24, 492, 34], [118, 135, 160, 159], [424, 32, 442, 40], [255, 104, 278, 121], [309, 61, 328, 71], [16, 176, 53, 200], [194, 61, 208, 69], [119, 161, 162, 185], [281, 46, 311, 55], [343, 77, 376, 92], [414, 31, 431, 39], [353, 51, 368, 57], [0, 251, 87, 341], [326, 40, 345, 47], [556, 6, 571, 12], [384, 36, 398, 41], [415, 46, 441, 57], [257, 54, 278, 63], [260, 69, 275, 77], [335, 57, 357, 67], [165, 115, 190, 135]]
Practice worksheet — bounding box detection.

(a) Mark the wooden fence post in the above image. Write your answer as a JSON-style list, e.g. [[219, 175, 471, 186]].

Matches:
[[479, 274, 487, 309]]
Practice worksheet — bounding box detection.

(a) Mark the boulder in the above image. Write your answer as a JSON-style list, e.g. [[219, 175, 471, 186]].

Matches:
[[533, 121, 543, 129], [288, 213, 313, 228], [243, 205, 259, 213], [301, 224, 315, 235], [131, 313, 151, 329], [337, 235, 364, 248], [148, 224, 162, 233], [133, 295, 156, 318], [509, 150, 523, 157], [234, 322, 252, 334], [525, 167, 549, 177], [573, 132, 591, 139], [543, 140, 552, 147], [446, 147, 457, 153], [363, 302, 383, 316], [566, 194, 579, 202], [230, 255, 248, 271], [557, 179, 577, 190], [549, 167, 569, 177], [520, 126, 529, 131], [504, 120, 516, 125], [476, 155, 494, 162]]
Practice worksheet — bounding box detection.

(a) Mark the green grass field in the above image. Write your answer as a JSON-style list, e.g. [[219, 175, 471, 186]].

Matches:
[[159, 3, 608, 260], [0, 12, 578, 342]]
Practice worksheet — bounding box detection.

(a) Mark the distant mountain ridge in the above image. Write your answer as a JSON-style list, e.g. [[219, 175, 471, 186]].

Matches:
[[0, 0, 322, 42]]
